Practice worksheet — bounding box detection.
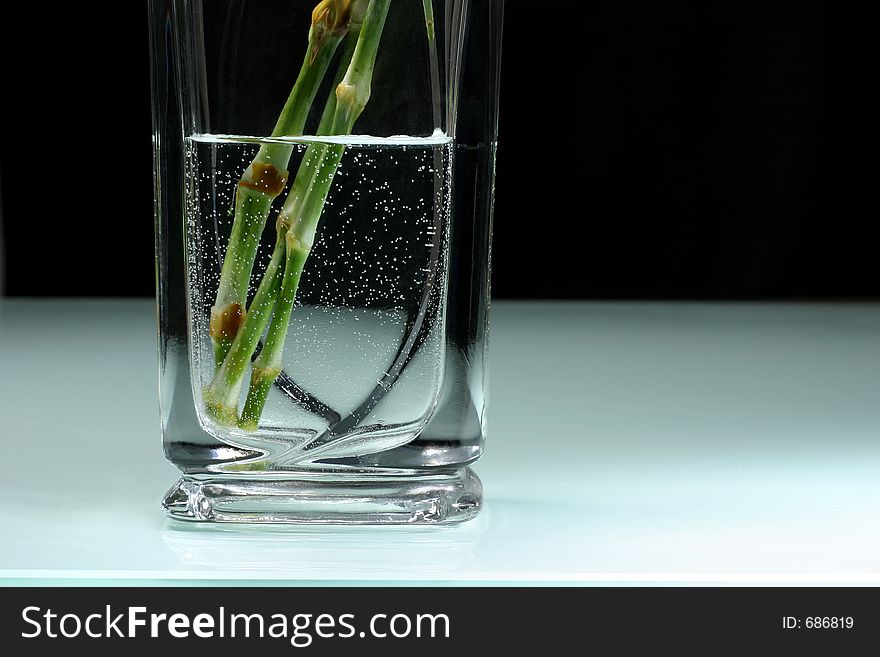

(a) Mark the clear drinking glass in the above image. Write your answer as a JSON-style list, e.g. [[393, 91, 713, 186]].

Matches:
[[149, 0, 503, 523]]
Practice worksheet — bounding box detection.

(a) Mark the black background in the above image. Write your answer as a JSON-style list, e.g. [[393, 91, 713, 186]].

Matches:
[[0, 1, 873, 299]]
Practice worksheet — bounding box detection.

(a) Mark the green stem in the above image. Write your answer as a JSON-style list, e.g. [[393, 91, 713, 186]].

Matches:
[[239, 0, 391, 430], [238, 32, 362, 432], [271, 20, 361, 245], [205, 1, 372, 427], [209, 0, 351, 367], [204, 228, 286, 425], [422, 0, 435, 42]]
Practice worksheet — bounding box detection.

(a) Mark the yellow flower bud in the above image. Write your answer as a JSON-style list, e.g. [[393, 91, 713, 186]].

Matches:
[[310, 0, 351, 62]]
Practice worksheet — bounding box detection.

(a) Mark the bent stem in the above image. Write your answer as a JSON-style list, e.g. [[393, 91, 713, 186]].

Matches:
[[209, 0, 351, 367], [239, 0, 391, 430]]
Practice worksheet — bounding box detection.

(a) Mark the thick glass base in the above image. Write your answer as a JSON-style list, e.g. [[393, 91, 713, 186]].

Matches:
[[162, 468, 482, 524]]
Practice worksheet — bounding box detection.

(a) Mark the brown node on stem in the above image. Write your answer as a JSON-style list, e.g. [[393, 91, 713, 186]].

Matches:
[[210, 303, 247, 339], [239, 163, 289, 197]]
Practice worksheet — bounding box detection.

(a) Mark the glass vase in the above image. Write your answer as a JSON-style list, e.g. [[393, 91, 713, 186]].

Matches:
[[149, 0, 502, 524]]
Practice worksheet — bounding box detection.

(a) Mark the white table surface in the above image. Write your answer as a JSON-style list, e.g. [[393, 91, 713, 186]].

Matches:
[[1, 300, 879, 585]]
